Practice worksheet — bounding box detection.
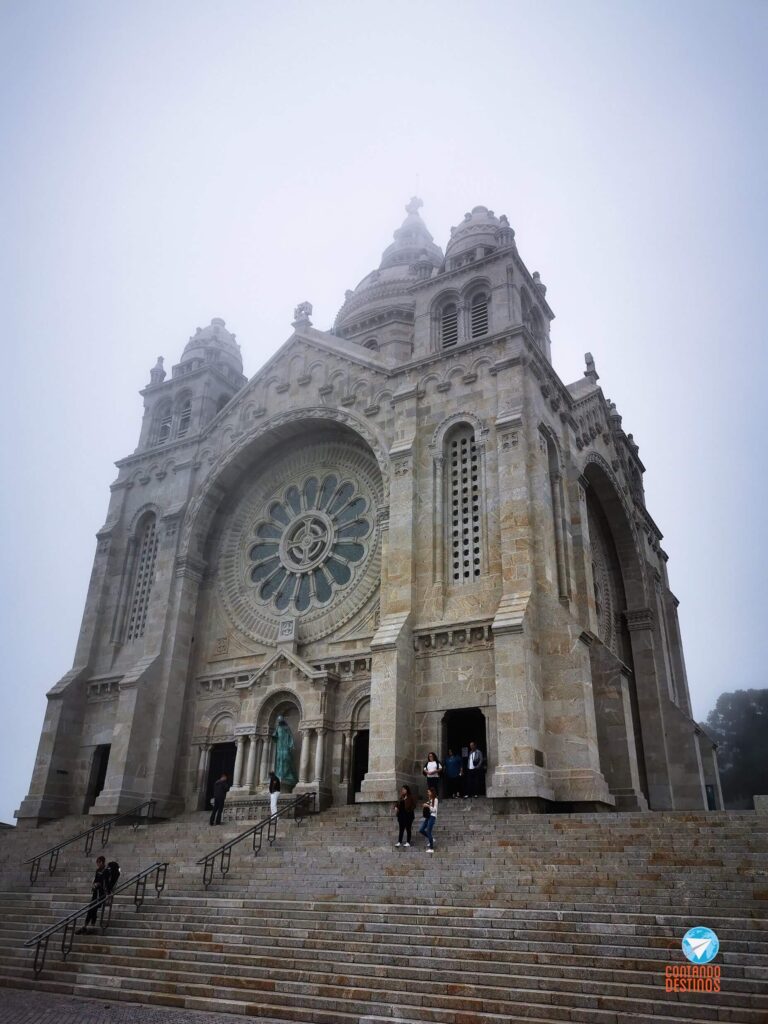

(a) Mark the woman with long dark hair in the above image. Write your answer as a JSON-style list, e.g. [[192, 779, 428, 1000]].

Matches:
[[393, 785, 416, 847]]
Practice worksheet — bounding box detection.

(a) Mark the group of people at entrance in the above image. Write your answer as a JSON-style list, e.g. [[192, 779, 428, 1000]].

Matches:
[[393, 741, 485, 854], [423, 742, 485, 799]]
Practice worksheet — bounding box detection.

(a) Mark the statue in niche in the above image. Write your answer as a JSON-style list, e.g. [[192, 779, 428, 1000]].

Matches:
[[272, 715, 298, 790]]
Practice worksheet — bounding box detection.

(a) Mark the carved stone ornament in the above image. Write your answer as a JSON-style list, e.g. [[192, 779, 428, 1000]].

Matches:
[[218, 438, 382, 645]]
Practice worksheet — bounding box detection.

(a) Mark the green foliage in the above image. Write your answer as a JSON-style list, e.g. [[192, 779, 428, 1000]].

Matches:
[[701, 689, 768, 809]]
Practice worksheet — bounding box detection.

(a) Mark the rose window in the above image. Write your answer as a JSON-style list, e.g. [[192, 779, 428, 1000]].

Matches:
[[248, 474, 372, 613]]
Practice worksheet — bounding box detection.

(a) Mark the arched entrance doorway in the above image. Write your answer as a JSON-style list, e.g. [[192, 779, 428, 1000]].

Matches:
[[83, 744, 111, 812], [351, 731, 369, 800], [347, 695, 370, 804], [442, 708, 488, 796], [205, 742, 236, 806]]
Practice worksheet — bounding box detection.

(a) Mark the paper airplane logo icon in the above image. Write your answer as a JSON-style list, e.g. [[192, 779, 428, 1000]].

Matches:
[[686, 937, 712, 959], [682, 926, 719, 964]]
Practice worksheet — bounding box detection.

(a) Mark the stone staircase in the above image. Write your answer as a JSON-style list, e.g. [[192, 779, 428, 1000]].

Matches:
[[0, 802, 766, 1023]]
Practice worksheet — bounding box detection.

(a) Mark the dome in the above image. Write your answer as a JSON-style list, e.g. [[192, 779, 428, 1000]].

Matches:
[[445, 206, 503, 260], [335, 199, 443, 332], [379, 196, 444, 270], [180, 317, 243, 375]]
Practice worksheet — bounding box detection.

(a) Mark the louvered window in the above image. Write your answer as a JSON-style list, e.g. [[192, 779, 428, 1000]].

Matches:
[[441, 304, 458, 348], [154, 405, 172, 446], [470, 294, 489, 338], [177, 400, 191, 437], [127, 517, 159, 640], [449, 427, 482, 582]]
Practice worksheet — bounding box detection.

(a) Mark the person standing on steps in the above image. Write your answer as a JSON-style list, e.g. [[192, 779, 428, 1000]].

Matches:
[[76, 855, 107, 933], [444, 748, 463, 799], [209, 772, 230, 825], [393, 785, 416, 848], [465, 741, 484, 798], [419, 786, 438, 853], [422, 751, 443, 797], [268, 771, 281, 817]]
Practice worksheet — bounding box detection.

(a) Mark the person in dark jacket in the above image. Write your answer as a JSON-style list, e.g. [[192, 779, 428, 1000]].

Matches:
[[76, 855, 107, 933], [444, 748, 463, 798], [209, 772, 230, 825], [393, 785, 416, 848]]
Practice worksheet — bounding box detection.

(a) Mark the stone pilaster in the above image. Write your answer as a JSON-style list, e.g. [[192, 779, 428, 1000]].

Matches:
[[590, 642, 648, 810], [359, 414, 419, 801], [624, 607, 675, 809], [488, 389, 553, 801]]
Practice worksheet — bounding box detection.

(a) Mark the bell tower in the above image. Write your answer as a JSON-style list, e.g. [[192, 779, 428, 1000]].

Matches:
[[137, 318, 246, 452]]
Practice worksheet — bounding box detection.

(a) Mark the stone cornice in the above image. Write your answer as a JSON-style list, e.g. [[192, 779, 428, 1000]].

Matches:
[[623, 607, 655, 632]]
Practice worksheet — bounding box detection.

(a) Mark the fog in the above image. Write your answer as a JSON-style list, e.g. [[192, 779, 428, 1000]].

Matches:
[[1, 0, 766, 823]]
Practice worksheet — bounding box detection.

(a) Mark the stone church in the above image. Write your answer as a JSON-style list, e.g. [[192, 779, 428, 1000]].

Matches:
[[18, 199, 722, 825]]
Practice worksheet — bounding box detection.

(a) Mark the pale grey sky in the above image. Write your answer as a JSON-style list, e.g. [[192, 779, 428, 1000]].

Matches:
[[1, 0, 766, 823]]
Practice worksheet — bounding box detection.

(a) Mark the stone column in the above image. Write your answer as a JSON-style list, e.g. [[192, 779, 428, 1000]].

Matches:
[[456, 300, 467, 346], [245, 734, 258, 792], [232, 736, 245, 789], [196, 744, 210, 800], [314, 728, 325, 783], [299, 729, 312, 784], [259, 735, 271, 786]]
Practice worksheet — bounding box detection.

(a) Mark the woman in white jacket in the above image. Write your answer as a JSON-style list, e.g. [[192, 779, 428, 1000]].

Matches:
[[418, 786, 438, 853]]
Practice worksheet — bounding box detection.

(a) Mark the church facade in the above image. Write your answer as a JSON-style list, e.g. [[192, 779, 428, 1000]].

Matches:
[[18, 200, 722, 824]]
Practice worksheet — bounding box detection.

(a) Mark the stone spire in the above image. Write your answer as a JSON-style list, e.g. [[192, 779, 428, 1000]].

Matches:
[[379, 197, 444, 271], [149, 356, 166, 386]]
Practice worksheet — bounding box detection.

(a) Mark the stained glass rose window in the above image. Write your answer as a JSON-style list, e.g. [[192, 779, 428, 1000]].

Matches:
[[248, 474, 372, 613]]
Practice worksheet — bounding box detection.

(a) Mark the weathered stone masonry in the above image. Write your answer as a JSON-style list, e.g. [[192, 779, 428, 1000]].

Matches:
[[17, 199, 718, 824]]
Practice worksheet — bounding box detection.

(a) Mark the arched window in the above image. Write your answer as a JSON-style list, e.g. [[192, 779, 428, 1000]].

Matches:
[[216, 394, 229, 415], [440, 303, 459, 349], [520, 287, 532, 334], [530, 306, 545, 345], [152, 402, 172, 446], [469, 292, 489, 338], [363, 338, 379, 352], [447, 425, 482, 582], [126, 515, 159, 641], [176, 398, 192, 437]]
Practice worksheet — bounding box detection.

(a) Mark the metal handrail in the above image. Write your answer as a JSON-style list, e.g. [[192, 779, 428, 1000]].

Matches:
[[24, 860, 168, 975], [197, 792, 315, 889], [24, 800, 156, 885]]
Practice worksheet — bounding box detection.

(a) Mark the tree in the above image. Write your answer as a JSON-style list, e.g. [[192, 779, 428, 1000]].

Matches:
[[701, 689, 768, 809]]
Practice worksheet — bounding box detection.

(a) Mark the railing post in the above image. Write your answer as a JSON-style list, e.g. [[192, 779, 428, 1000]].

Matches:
[[30, 858, 40, 885], [134, 873, 147, 910], [155, 862, 167, 895], [48, 849, 59, 876], [33, 936, 49, 975]]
